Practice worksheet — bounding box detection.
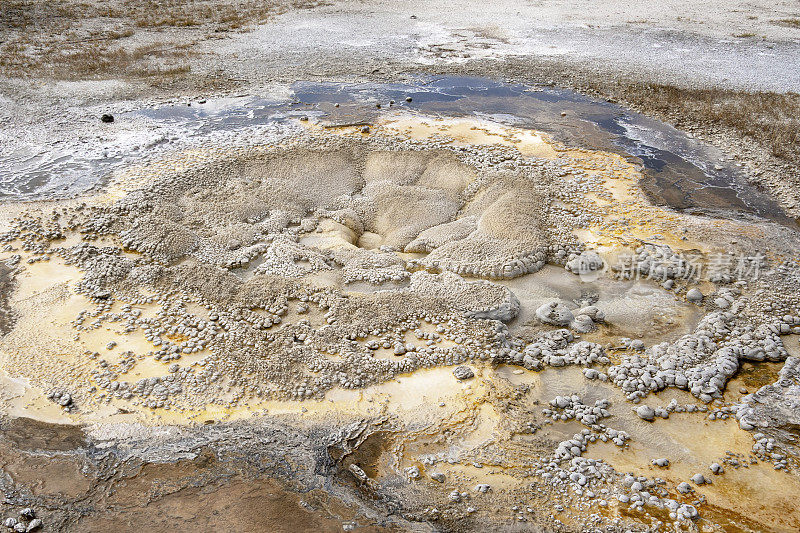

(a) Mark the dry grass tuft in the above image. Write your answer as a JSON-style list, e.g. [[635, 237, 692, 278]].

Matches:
[[112, 0, 286, 29], [774, 18, 800, 28], [0, 39, 192, 80], [616, 84, 800, 166], [0, 0, 327, 81]]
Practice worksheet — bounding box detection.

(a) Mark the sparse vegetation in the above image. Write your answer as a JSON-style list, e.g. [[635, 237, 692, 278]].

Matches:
[[612, 84, 800, 167], [0, 0, 327, 81], [0, 39, 193, 80], [112, 0, 286, 29], [775, 18, 800, 28]]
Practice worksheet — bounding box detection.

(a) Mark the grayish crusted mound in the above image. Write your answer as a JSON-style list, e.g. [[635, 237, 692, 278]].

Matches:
[[120, 216, 199, 263], [404, 271, 520, 322], [418, 177, 551, 279], [356, 150, 475, 248], [736, 356, 800, 434], [536, 301, 575, 327], [252, 235, 333, 278], [405, 216, 478, 253], [109, 134, 584, 286], [333, 246, 409, 284], [608, 289, 789, 403], [114, 141, 474, 270], [0, 131, 564, 405], [535, 301, 604, 333], [0, 140, 536, 404]]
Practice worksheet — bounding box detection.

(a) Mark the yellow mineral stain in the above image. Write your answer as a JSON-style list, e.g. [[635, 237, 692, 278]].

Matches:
[[379, 113, 558, 158]]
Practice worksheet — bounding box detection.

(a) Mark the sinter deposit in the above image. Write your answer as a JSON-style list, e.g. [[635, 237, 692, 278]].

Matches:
[[1, 114, 800, 531]]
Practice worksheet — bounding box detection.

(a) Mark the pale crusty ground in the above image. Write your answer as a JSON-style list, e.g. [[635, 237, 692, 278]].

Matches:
[[2, 2, 800, 532], [2, 118, 800, 531]]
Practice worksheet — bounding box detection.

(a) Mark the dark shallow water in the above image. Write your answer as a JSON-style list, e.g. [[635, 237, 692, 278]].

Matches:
[[1, 76, 793, 227]]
